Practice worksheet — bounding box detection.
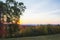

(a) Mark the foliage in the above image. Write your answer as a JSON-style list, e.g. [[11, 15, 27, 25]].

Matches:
[[18, 24, 60, 37], [0, 0, 26, 22], [0, 0, 26, 38], [0, 24, 60, 38]]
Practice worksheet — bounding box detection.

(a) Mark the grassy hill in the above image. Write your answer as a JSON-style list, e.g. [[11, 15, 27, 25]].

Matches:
[[0, 34, 60, 40]]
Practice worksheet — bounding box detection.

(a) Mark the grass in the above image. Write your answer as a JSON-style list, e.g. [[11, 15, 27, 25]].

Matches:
[[0, 34, 60, 40]]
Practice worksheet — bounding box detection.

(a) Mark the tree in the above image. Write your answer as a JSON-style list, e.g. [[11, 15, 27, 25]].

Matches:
[[0, 0, 26, 37], [0, 0, 26, 23], [6, 0, 26, 23], [6, 0, 26, 37], [0, 1, 7, 22]]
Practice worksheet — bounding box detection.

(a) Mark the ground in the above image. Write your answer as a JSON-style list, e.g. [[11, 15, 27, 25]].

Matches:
[[0, 34, 60, 40]]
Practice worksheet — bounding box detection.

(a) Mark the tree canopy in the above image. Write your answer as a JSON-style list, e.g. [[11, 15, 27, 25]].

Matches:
[[0, 0, 26, 23]]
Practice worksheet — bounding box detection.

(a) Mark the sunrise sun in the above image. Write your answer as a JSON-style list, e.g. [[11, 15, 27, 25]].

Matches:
[[17, 19, 22, 24]]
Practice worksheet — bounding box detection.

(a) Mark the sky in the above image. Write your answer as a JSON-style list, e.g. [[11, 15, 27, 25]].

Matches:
[[19, 0, 60, 24], [1, 0, 60, 24]]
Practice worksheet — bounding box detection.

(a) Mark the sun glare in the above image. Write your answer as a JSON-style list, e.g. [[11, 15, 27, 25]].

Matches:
[[20, 19, 22, 24], [17, 19, 22, 24]]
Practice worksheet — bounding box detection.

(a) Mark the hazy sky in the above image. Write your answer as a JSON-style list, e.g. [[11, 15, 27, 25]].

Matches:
[[18, 0, 60, 24], [1, 0, 60, 24]]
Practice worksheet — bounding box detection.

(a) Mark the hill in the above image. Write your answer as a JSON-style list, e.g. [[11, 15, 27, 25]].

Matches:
[[0, 34, 60, 40]]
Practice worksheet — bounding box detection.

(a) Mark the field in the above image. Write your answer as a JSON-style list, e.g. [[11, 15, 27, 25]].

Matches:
[[0, 34, 60, 40]]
